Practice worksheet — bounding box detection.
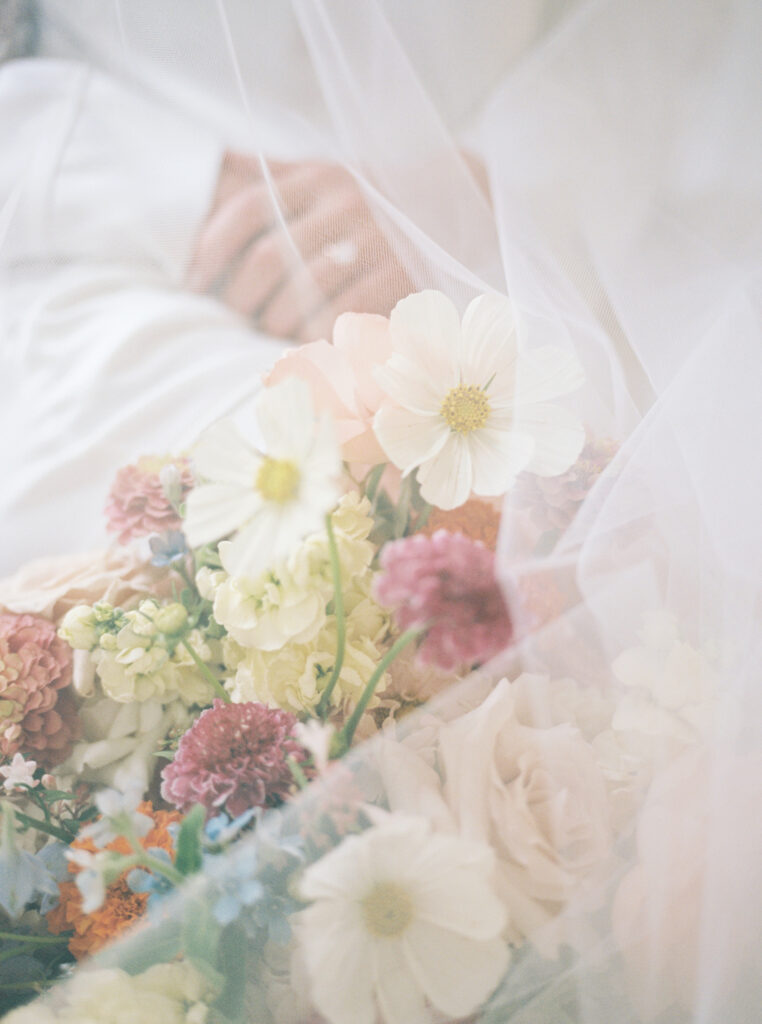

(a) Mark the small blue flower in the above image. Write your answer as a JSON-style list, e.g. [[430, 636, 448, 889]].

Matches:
[[205, 809, 257, 845], [126, 847, 175, 913], [149, 530, 189, 567], [0, 808, 60, 918]]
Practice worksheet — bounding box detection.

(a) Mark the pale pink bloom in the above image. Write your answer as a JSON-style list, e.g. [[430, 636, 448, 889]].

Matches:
[[265, 312, 392, 465], [374, 530, 513, 671], [105, 456, 195, 544], [0, 547, 173, 621], [0, 613, 78, 768]]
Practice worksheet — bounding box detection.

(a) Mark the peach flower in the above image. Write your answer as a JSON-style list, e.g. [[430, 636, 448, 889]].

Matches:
[[0, 547, 172, 623], [265, 311, 392, 465]]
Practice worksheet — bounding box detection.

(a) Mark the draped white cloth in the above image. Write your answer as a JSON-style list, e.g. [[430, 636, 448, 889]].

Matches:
[[0, 0, 760, 1020]]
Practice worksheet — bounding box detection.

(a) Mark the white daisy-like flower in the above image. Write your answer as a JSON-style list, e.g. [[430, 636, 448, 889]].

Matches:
[[0, 753, 38, 793], [184, 377, 341, 580], [298, 814, 509, 1024], [373, 290, 585, 509]]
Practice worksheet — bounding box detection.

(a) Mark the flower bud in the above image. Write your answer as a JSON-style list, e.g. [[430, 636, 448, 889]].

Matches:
[[154, 602, 189, 635]]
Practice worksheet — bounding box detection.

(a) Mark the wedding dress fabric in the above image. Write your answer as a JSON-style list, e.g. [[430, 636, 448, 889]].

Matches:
[[1, 0, 760, 1020]]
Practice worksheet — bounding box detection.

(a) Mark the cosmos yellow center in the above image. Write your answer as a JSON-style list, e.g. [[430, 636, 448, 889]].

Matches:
[[440, 384, 490, 434], [255, 457, 300, 503], [361, 882, 414, 938]]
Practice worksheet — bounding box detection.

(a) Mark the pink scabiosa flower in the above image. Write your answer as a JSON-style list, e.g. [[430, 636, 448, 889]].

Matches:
[[375, 531, 514, 672], [105, 456, 195, 544], [160, 700, 308, 818], [0, 613, 78, 768]]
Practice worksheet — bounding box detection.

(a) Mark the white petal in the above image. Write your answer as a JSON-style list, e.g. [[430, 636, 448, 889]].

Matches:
[[192, 419, 259, 485], [469, 426, 535, 496], [414, 867, 507, 940], [184, 484, 260, 546], [514, 346, 585, 403], [220, 504, 305, 579], [390, 290, 461, 382], [373, 405, 448, 472], [257, 377, 316, 460], [299, 908, 376, 1024], [516, 402, 586, 476], [403, 923, 510, 1018], [460, 293, 518, 384], [416, 433, 473, 510], [374, 356, 443, 414], [300, 832, 378, 902], [373, 940, 430, 1024]]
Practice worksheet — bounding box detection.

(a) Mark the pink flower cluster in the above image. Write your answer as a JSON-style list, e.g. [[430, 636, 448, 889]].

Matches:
[[375, 530, 514, 672], [105, 457, 195, 545], [0, 613, 78, 768], [160, 700, 308, 818]]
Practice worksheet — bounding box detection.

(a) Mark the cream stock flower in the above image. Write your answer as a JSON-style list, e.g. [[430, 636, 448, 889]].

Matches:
[[197, 492, 375, 652], [87, 600, 216, 705], [184, 377, 341, 580], [224, 589, 390, 716], [298, 814, 509, 1024], [373, 290, 585, 510], [2, 961, 215, 1024]]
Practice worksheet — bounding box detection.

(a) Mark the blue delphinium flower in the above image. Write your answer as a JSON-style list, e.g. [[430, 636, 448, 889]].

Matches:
[[126, 847, 176, 914], [0, 807, 61, 918], [204, 812, 305, 947], [149, 530, 190, 567]]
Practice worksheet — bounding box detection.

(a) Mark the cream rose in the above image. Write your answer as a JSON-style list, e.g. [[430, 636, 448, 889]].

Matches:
[[438, 678, 613, 953]]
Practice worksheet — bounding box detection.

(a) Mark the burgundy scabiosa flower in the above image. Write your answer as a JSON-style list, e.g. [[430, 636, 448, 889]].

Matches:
[[0, 612, 78, 767], [160, 700, 308, 818], [105, 456, 195, 544], [374, 530, 513, 672]]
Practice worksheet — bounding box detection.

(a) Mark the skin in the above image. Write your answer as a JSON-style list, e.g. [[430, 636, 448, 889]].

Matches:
[[186, 152, 413, 342]]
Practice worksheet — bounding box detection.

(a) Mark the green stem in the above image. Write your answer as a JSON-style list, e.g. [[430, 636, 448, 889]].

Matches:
[[0, 981, 51, 993], [123, 827, 185, 888], [139, 852, 185, 888], [335, 627, 421, 754], [315, 514, 346, 719], [286, 757, 310, 791], [12, 812, 73, 843], [0, 932, 69, 945], [179, 639, 231, 704]]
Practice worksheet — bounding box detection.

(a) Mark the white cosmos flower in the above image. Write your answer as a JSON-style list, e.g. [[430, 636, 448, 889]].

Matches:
[[298, 814, 509, 1024], [184, 377, 341, 579], [373, 290, 585, 509]]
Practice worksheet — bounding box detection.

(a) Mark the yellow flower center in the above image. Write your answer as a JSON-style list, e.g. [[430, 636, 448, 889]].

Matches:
[[440, 384, 490, 434], [361, 881, 414, 938], [255, 458, 301, 503]]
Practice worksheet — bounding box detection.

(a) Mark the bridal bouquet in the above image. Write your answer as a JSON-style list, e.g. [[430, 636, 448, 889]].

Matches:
[[0, 290, 729, 1024]]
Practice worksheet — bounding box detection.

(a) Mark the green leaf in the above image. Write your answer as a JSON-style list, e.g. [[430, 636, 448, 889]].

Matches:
[[174, 804, 206, 877]]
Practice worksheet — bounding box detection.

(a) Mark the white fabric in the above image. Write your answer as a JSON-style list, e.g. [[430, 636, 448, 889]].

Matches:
[[0, 58, 286, 572], [0, 0, 760, 1020]]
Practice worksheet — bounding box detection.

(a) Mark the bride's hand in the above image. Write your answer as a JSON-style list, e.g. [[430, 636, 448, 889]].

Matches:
[[186, 152, 412, 342]]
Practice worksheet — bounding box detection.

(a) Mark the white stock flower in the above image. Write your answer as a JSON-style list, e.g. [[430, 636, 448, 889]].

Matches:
[[2, 962, 216, 1024], [184, 377, 341, 579], [0, 753, 38, 792], [58, 696, 191, 793], [298, 814, 508, 1024], [373, 290, 585, 510]]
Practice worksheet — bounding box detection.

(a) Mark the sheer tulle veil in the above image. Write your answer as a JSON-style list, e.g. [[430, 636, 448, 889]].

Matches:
[[1, 0, 760, 1020]]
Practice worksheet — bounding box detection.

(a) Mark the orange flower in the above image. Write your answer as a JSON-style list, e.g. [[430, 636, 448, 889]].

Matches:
[[418, 498, 502, 551], [46, 802, 180, 960]]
